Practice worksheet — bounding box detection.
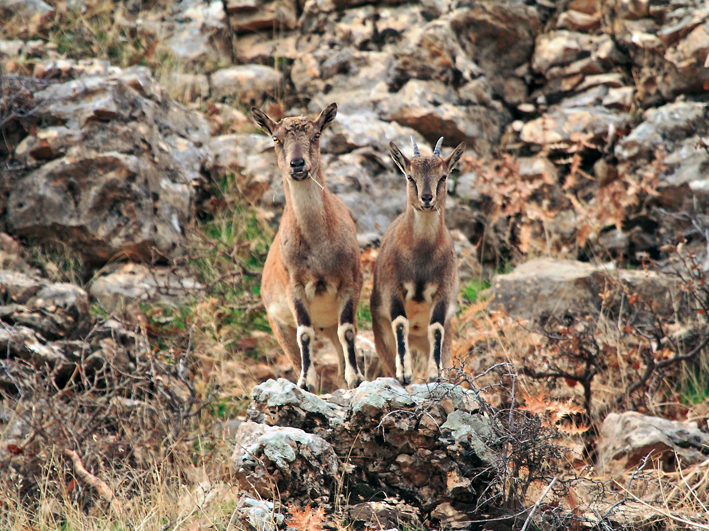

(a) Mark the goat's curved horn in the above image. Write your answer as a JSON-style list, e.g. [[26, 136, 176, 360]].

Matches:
[[433, 137, 444, 157], [410, 135, 421, 158]]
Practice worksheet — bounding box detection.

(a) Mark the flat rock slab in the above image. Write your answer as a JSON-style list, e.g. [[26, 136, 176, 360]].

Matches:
[[489, 258, 686, 323], [90, 263, 203, 312]]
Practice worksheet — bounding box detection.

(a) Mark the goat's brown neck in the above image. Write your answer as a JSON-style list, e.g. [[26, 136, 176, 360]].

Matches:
[[282, 168, 329, 240]]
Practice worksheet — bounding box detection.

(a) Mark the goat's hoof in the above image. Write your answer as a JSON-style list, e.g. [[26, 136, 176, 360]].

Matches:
[[345, 367, 365, 389], [345, 374, 363, 389]]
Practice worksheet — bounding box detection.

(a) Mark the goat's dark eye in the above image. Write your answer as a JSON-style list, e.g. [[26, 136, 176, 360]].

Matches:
[[441, 174, 448, 181], [407, 176, 414, 182], [272, 136, 280, 144], [312, 133, 320, 142]]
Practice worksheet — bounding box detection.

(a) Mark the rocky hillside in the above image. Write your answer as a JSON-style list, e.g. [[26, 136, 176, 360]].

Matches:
[[1, 0, 708, 267], [2, 0, 709, 529]]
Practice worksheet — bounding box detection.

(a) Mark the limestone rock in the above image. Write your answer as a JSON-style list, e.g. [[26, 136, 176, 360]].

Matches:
[[615, 101, 708, 162], [0, 270, 90, 340], [394, 19, 481, 85], [520, 107, 631, 148], [321, 112, 423, 155], [226, 0, 298, 33], [602, 86, 635, 110], [238, 378, 496, 511], [598, 412, 709, 477], [231, 421, 339, 499], [450, 2, 540, 98], [160, 0, 232, 66], [247, 378, 347, 435], [209, 134, 277, 203], [609, 2, 709, 104], [3, 69, 212, 265], [489, 259, 687, 323], [234, 33, 302, 65], [532, 31, 620, 77], [90, 263, 204, 312], [557, 9, 601, 33], [166, 73, 210, 103], [210, 65, 282, 105], [380, 79, 509, 156], [242, 496, 284, 531]]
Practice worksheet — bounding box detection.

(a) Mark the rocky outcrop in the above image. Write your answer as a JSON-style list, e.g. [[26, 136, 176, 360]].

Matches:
[[89, 263, 203, 312], [2, 69, 213, 265], [598, 412, 709, 478], [0, 267, 150, 382], [3, 0, 709, 265], [489, 259, 688, 323], [232, 378, 498, 526]]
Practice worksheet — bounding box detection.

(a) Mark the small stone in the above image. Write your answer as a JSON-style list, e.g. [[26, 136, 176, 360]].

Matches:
[[602, 86, 635, 110], [557, 9, 601, 32]]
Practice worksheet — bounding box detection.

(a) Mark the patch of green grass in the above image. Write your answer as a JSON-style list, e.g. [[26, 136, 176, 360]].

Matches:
[[26, 239, 85, 285], [90, 303, 110, 319], [211, 397, 249, 420], [357, 303, 372, 325], [680, 349, 709, 406], [460, 278, 490, 304]]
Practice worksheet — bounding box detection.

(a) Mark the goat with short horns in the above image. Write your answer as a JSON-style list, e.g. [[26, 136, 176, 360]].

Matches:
[[251, 103, 365, 391], [371, 136, 465, 384]]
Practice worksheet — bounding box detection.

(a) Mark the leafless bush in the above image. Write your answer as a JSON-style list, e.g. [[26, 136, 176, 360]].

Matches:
[[0, 316, 215, 515]]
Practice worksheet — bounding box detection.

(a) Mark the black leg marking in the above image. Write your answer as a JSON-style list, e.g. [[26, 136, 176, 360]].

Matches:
[[390, 297, 406, 321], [430, 300, 447, 327], [295, 299, 311, 327], [340, 298, 355, 325], [300, 330, 312, 385], [395, 322, 408, 383], [345, 328, 358, 372]]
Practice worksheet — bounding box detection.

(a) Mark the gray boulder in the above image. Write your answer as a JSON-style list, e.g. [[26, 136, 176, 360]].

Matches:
[[489, 259, 687, 323], [3, 69, 212, 265], [0, 270, 90, 340], [237, 378, 497, 511], [598, 412, 709, 477], [89, 263, 204, 312], [231, 421, 339, 499]]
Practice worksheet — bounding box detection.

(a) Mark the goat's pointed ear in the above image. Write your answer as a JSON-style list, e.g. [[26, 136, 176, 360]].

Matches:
[[389, 142, 409, 175], [445, 142, 466, 172], [317, 102, 338, 132], [251, 107, 277, 135]]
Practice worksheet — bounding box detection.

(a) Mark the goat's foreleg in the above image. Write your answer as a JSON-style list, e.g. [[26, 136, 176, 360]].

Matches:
[[427, 298, 448, 382], [336, 296, 364, 389], [390, 297, 412, 385], [292, 294, 317, 392]]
